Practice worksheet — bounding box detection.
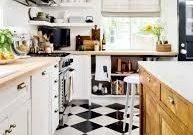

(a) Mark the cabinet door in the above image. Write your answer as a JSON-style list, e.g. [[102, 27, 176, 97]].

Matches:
[[8, 101, 30, 135], [0, 117, 9, 135], [71, 55, 91, 100], [32, 69, 50, 135], [145, 86, 160, 135]]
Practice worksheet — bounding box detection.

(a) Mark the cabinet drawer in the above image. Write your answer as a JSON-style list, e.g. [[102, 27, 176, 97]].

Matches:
[[0, 77, 30, 112], [140, 69, 160, 98], [161, 84, 189, 127]]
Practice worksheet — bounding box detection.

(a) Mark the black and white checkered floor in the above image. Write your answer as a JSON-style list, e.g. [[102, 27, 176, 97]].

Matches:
[[55, 101, 140, 135]]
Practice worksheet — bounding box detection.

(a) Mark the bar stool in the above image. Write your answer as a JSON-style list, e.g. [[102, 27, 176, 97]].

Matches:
[[123, 74, 140, 135]]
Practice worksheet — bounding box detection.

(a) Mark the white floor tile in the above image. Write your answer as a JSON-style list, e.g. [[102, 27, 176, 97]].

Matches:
[[70, 106, 88, 115], [92, 107, 117, 115], [65, 115, 86, 126], [87, 127, 121, 135], [90, 115, 119, 126], [55, 127, 83, 135]]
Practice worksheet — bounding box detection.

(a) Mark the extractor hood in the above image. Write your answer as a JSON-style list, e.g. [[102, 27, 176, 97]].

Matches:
[[13, 0, 57, 6]]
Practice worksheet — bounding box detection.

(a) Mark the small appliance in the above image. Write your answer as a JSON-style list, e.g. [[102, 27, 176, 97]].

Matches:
[[38, 26, 71, 50]]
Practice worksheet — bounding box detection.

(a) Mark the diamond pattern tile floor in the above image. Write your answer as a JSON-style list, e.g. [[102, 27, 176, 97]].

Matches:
[[55, 101, 140, 135]]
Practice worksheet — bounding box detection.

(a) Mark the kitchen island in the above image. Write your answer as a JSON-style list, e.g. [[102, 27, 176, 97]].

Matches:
[[139, 61, 193, 135]]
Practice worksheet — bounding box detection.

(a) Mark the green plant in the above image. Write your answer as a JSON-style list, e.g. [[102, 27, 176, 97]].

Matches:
[[0, 29, 13, 52], [143, 24, 164, 42]]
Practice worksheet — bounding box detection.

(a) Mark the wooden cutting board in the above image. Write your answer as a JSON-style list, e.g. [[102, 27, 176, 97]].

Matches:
[[92, 25, 100, 41]]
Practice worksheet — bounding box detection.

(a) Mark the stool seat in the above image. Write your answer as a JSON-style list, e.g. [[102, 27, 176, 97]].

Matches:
[[124, 74, 140, 84]]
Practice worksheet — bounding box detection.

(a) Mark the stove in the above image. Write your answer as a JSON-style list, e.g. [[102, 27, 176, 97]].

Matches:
[[29, 52, 70, 57]]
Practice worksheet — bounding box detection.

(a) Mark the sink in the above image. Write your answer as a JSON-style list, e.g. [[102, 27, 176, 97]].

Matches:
[[0, 69, 16, 78]]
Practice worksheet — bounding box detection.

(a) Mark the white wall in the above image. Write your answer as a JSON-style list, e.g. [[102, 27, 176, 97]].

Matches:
[[161, 0, 178, 52], [0, 0, 178, 51]]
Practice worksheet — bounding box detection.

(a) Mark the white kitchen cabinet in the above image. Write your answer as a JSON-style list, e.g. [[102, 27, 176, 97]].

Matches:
[[32, 69, 50, 135], [49, 63, 59, 135], [32, 62, 59, 135], [0, 76, 31, 135], [71, 55, 91, 100], [0, 117, 9, 135], [8, 101, 31, 135]]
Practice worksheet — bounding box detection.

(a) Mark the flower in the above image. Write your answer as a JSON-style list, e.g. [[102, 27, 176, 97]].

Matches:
[[143, 24, 164, 42]]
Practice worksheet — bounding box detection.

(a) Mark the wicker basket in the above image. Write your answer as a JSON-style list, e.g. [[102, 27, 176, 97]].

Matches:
[[156, 44, 172, 52]]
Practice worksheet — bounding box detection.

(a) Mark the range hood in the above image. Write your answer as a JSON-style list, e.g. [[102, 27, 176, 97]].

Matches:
[[13, 0, 57, 6]]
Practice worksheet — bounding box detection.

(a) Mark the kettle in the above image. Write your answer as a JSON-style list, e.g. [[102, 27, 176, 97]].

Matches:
[[85, 16, 94, 23]]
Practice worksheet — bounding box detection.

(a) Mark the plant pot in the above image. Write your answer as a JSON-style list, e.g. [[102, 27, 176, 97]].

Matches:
[[156, 44, 172, 52]]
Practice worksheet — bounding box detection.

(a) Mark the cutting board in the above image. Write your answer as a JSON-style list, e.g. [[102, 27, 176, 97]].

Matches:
[[92, 25, 100, 41]]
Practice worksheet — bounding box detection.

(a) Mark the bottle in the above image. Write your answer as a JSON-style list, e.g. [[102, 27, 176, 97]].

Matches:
[[102, 33, 106, 51]]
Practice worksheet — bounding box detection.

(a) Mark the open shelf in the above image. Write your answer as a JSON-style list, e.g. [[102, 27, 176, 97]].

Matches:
[[32, 2, 93, 8], [91, 94, 139, 98], [29, 21, 95, 27]]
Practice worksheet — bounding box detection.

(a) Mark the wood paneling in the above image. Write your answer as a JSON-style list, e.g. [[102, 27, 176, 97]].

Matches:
[[140, 67, 193, 135]]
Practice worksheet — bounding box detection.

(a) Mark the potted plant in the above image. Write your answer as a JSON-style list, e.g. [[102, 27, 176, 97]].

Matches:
[[143, 24, 171, 52], [0, 29, 15, 60]]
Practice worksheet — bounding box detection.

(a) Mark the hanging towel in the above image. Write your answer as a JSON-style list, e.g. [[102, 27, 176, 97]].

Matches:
[[95, 56, 111, 82]]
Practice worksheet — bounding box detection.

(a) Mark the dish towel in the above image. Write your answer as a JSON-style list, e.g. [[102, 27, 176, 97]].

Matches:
[[95, 56, 111, 82]]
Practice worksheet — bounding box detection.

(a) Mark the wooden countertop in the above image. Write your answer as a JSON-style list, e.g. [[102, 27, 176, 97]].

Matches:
[[54, 50, 178, 56], [139, 61, 193, 104], [0, 57, 60, 87]]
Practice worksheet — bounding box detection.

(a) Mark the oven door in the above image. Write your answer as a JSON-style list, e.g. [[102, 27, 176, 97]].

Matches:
[[59, 68, 74, 126]]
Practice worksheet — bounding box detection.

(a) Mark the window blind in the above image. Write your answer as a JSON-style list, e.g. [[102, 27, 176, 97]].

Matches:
[[102, 0, 160, 17]]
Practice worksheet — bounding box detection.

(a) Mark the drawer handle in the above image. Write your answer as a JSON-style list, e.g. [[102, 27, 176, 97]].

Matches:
[[42, 71, 47, 76], [168, 96, 175, 105], [5, 128, 12, 134], [54, 109, 59, 113], [54, 95, 58, 98], [147, 77, 150, 82], [17, 82, 26, 91], [10, 124, 16, 129]]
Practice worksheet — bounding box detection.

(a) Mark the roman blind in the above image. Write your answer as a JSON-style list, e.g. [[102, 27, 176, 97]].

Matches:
[[102, 0, 160, 17]]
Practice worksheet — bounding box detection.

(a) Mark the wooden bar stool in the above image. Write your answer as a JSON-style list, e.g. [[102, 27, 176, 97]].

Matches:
[[123, 74, 140, 135]]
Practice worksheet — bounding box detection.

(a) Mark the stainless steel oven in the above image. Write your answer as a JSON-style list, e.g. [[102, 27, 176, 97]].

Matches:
[[58, 58, 74, 127]]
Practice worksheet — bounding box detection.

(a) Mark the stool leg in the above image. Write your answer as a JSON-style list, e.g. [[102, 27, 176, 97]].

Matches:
[[128, 84, 136, 135], [123, 83, 130, 132]]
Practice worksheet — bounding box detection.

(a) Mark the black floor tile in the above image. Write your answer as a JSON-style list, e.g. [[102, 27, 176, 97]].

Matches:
[[106, 103, 125, 110], [76, 111, 102, 120], [80, 103, 102, 110], [106, 121, 138, 133], [106, 111, 124, 120], [56, 124, 68, 130], [72, 121, 102, 133]]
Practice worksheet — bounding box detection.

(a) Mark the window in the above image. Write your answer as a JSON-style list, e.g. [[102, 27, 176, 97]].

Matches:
[[102, 17, 159, 50]]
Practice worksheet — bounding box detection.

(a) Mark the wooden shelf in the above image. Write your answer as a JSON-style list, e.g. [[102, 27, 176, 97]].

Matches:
[[91, 73, 135, 77], [34, 2, 93, 8], [29, 21, 95, 27], [91, 94, 140, 98], [91, 94, 126, 98]]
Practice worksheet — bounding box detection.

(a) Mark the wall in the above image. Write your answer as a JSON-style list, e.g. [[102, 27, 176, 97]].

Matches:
[[161, 0, 178, 52], [0, 0, 178, 52]]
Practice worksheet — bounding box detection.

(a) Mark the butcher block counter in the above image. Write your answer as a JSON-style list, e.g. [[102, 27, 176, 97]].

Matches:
[[139, 61, 193, 135], [0, 57, 60, 87]]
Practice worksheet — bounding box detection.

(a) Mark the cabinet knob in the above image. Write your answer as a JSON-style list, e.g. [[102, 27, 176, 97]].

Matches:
[[168, 96, 175, 105], [42, 71, 47, 76], [54, 80, 58, 83], [54, 95, 58, 98], [54, 109, 59, 113], [54, 64, 58, 68], [17, 82, 26, 91]]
